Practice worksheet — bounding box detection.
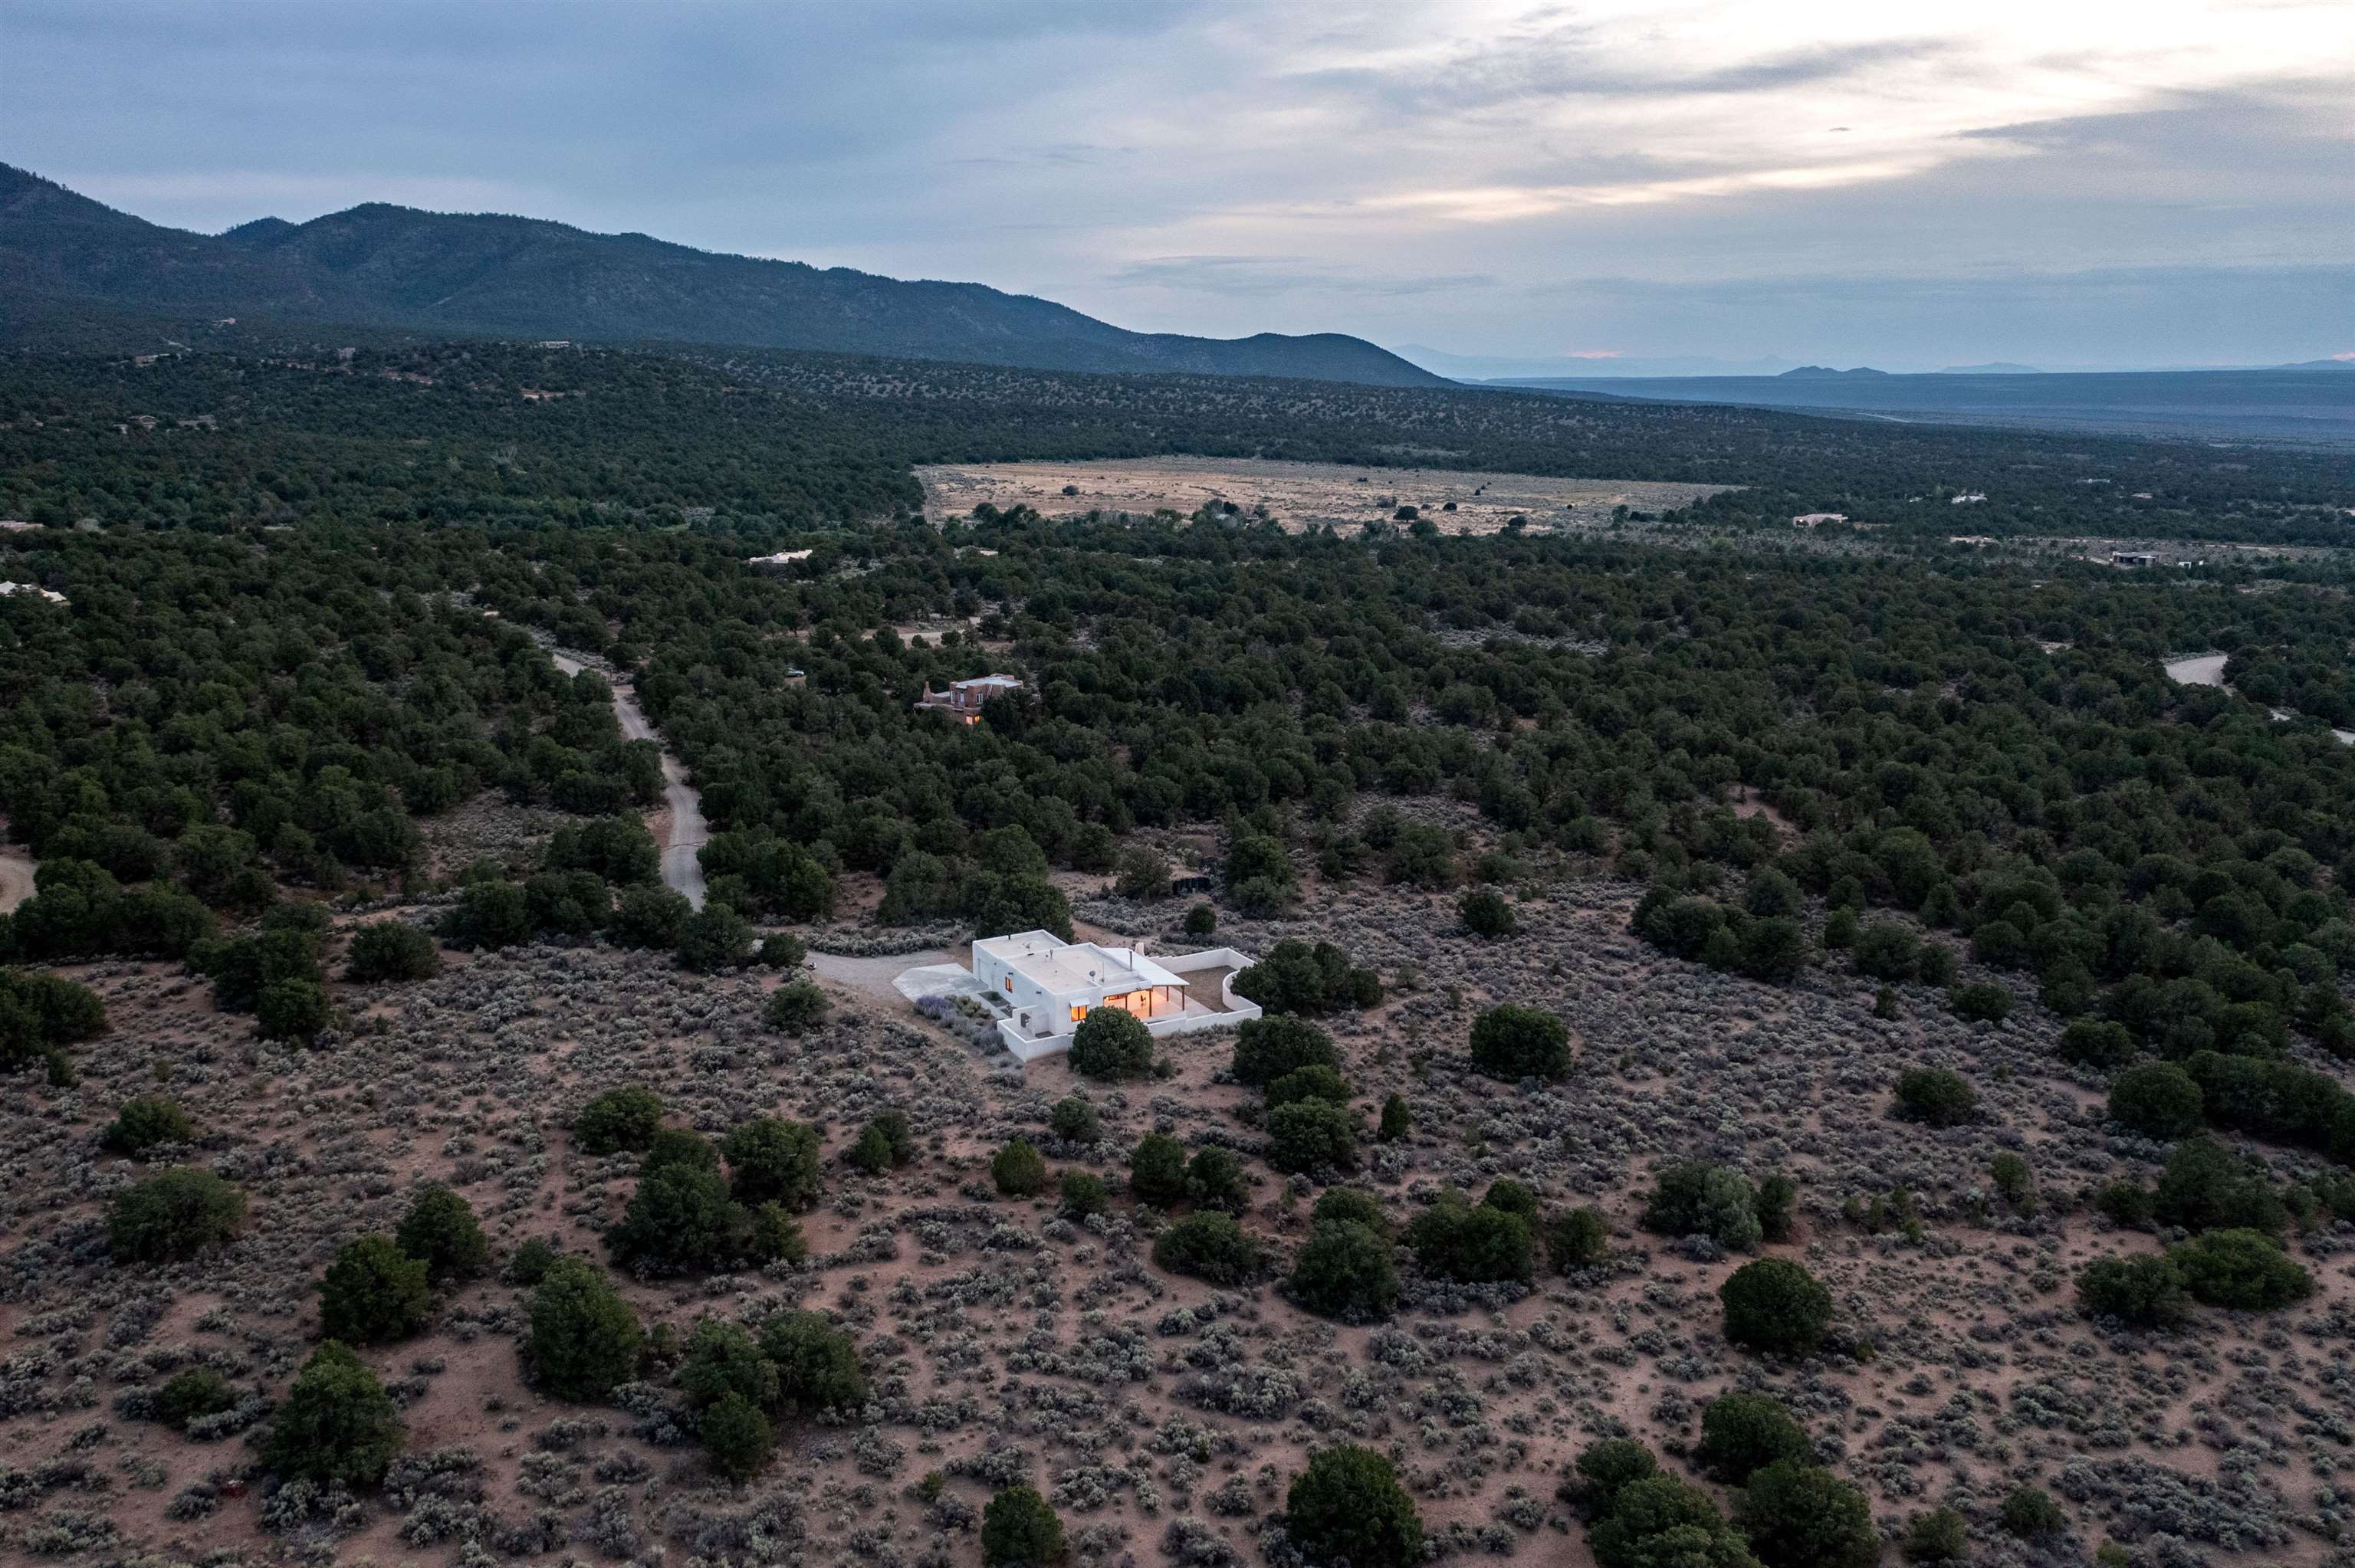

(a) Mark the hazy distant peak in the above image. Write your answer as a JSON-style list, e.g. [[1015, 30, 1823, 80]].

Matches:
[[1779, 365, 1890, 379], [0, 162, 1444, 389], [220, 216, 297, 244]]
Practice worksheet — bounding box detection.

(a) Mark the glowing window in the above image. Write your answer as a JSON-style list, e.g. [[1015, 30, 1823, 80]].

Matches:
[[1069, 1004, 1086, 1022], [1003, 976, 1013, 992]]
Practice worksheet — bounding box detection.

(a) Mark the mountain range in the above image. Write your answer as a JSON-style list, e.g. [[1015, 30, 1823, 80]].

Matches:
[[0, 164, 1443, 386]]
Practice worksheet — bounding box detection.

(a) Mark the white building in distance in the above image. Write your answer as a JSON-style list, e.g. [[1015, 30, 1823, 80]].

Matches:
[[915, 674, 1023, 725]]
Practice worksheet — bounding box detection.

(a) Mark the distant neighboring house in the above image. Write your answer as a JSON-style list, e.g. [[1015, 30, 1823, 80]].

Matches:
[[1790, 512, 1847, 526], [1949, 492, 1989, 504], [1169, 872, 1214, 896], [745, 549, 815, 572], [915, 674, 1023, 724], [0, 582, 68, 605], [895, 929, 1261, 1062], [2110, 552, 2157, 566]]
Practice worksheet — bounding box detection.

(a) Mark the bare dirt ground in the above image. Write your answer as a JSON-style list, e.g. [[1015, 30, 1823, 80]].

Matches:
[[5, 844, 2353, 1566], [0, 845, 34, 915], [917, 457, 1733, 536]]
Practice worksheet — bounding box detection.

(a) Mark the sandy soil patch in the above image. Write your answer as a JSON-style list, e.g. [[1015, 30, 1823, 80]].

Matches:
[[0, 845, 34, 914], [918, 456, 1733, 536]]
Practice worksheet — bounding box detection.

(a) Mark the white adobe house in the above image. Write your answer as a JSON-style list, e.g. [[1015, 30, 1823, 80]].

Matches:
[[915, 674, 1023, 724], [896, 930, 1261, 1062]]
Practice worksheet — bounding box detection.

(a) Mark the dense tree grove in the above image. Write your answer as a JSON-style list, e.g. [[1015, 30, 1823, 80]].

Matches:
[[6, 341, 2355, 1317]]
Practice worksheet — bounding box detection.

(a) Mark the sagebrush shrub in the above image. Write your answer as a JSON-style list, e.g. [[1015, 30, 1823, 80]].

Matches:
[[155, 1367, 235, 1431]]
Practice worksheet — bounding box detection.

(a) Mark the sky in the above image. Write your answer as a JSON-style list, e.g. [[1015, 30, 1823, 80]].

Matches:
[[7, 0, 2353, 372]]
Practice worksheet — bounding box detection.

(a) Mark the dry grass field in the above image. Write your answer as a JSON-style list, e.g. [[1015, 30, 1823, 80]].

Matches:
[[917, 458, 1731, 536]]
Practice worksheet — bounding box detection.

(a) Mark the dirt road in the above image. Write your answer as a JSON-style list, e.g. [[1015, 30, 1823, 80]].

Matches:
[[552, 653, 708, 909]]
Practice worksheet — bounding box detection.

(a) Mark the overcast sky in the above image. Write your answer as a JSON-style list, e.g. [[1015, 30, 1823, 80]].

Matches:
[[8, 0, 2352, 370]]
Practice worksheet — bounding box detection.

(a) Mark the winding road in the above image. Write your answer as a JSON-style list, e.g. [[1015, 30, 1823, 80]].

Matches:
[[2164, 651, 2353, 745], [552, 653, 708, 908]]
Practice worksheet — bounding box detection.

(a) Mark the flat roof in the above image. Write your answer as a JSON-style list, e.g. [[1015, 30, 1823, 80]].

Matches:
[[974, 931, 1184, 994]]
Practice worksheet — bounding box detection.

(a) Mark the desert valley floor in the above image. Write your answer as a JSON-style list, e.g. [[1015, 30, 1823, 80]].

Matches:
[[5, 808, 2350, 1567]]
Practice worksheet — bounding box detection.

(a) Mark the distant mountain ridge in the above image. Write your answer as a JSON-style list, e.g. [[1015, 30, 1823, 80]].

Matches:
[[0, 164, 1444, 386]]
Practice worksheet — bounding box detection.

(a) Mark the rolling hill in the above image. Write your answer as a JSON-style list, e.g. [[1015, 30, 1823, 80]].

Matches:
[[0, 164, 1444, 386]]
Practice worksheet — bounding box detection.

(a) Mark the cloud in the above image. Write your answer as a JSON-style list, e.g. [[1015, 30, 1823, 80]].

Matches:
[[5, 0, 2350, 362], [1107, 255, 1499, 297]]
